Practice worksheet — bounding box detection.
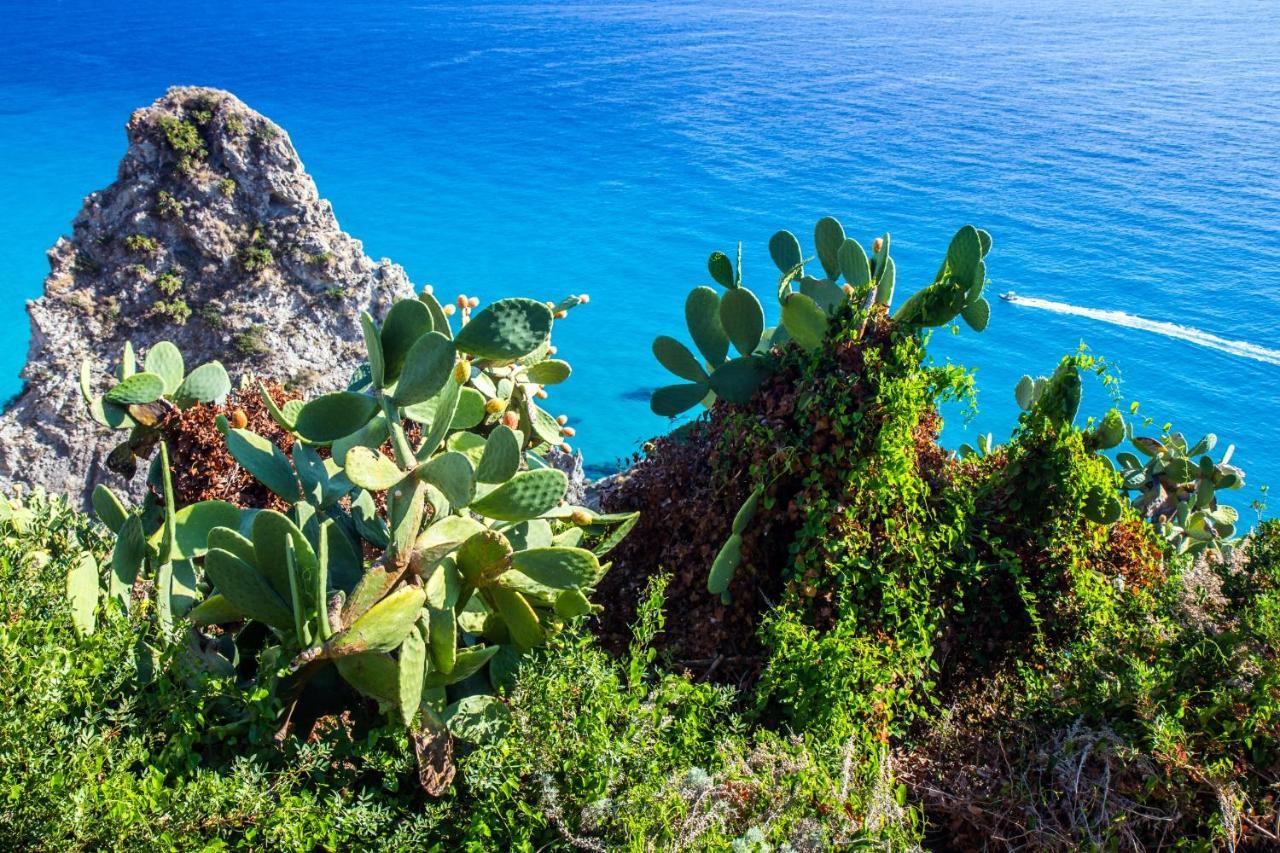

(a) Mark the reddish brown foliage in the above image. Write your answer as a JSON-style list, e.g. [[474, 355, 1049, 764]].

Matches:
[[164, 380, 300, 510], [1094, 519, 1166, 590], [593, 365, 810, 687]]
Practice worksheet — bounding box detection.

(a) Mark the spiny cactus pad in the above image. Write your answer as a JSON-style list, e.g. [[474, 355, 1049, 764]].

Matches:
[[454, 297, 553, 362], [469, 468, 568, 522]]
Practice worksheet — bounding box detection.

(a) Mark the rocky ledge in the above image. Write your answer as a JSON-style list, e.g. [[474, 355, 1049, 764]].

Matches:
[[0, 87, 414, 503]]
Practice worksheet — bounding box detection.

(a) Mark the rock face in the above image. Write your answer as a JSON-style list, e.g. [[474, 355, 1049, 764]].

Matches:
[[0, 87, 413, 503]]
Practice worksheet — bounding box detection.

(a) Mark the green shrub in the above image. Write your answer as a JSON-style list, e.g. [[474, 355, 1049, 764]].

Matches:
[[123, 233, 158, 255], [0, 496, 903, 850], [153, 270, 182, 296], [153, 298, 191, 325], [155, 190, 184, 219], [157, 116, 206, 160]]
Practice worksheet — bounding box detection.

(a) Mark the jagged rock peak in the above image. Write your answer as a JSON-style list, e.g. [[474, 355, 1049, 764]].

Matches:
[[0, 86, 414, 503]]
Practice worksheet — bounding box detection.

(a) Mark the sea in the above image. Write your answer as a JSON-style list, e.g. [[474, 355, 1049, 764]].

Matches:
[[1, 1, 1278, 514]]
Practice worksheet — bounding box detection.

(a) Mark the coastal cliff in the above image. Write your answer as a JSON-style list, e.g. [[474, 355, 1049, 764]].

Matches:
[[0, 87, 413, 502]]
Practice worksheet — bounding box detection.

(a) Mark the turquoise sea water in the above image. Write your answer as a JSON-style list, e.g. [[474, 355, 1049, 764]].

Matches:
[[2, 1, 1278, 507]]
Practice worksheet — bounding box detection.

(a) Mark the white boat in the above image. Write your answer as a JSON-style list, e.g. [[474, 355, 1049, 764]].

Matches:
[[999, 290, 1017, 302]]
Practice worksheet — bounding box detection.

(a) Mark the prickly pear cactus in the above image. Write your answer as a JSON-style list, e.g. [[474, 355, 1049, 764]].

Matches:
[[72, 290, 637, 793], [650, 218, 992, 419], [79, 339, 231, 478], [1116, 430, 1245, 557]]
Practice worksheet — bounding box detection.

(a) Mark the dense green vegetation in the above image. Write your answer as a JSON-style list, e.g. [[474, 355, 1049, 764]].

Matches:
[[2, 219, 1275, 849]]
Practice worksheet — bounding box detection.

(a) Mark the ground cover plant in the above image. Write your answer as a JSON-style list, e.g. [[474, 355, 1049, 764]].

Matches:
[[0, 218, 1273, 850]]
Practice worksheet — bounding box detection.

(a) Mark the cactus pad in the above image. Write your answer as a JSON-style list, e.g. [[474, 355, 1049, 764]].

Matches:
[[510, 547, 601, 589], [454, 297, 553, 362], [173, 362, 231, 408], [104, 372, 165, 405], [780, 292, 828, 351], [294, 392, 380, 444], [204, 547, 294, 631], [650, 382, 709, 417], [525, 358, 572, 385], [143, 341, 185, 394], [380, 298, 434, 383], [344, 446, 406, 492], [226, 428, 300, 502], [813, 216, 845, 280], [469, 468, 568, 521], [768, 230, 804, 275], [415, 451, 476, 507], [653, 336, 708, 383], [708, 356, 771, 405], [324, 585, 426, 659], [392, 332, 457, 406], [720, 286, 765, 356], [685, 286, 729, 366], [707, 251, 734, 288]]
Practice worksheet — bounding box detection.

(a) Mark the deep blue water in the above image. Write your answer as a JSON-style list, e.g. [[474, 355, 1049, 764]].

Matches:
[[2, 1, 1278, 512]]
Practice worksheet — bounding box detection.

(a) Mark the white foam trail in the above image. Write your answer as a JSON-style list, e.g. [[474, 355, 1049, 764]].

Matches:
[[1004, 295, 1280, 367]]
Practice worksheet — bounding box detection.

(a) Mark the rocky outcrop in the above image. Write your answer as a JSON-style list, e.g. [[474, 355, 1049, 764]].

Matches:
[[0, 87, 413, 503]]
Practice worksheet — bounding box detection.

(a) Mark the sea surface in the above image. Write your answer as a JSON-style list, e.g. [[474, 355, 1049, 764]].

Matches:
[[1, 1, 1278, 512]]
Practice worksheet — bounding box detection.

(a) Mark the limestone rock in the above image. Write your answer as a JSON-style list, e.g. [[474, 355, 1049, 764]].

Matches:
[[0, 86, 413, 504]]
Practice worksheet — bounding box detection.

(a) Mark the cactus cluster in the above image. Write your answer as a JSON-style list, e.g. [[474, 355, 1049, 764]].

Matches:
[[891, 225, 992, 331], [80, 340, 231, 477], [650, 218, 990, 419], [1011, 356, 1245, 547], [648, 219, 993, 597], [74, 290, 635, 791], [1117, 431, 1244, 556]]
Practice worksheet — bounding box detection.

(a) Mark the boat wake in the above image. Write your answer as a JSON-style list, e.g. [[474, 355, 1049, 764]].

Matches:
[[1004, 295, 1280, 367]]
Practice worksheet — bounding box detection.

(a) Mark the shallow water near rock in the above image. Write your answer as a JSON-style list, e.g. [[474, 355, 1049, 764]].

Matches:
[[1, 0, 1277, 507]]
